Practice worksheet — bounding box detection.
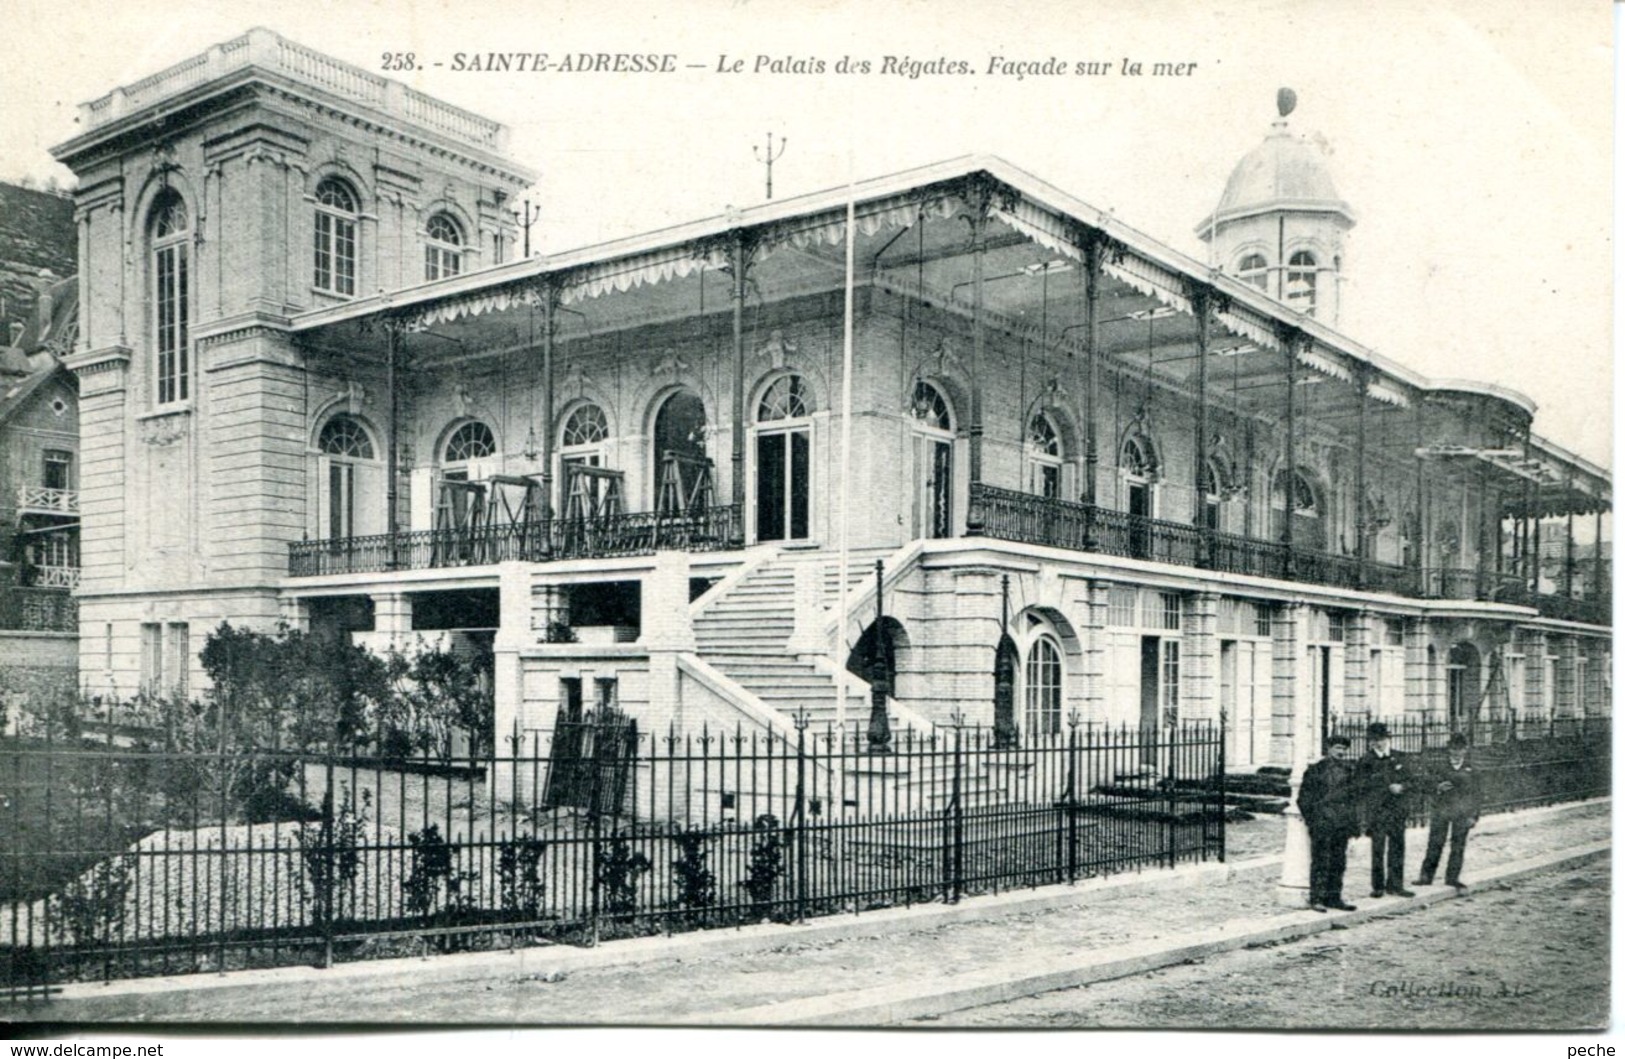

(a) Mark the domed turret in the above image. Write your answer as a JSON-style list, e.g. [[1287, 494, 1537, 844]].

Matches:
[[1196, 90, 1354, 326]]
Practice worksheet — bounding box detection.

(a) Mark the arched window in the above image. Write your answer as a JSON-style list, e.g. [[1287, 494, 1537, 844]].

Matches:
[[1027, 413, 1063, 499], [150, 191, 190, 405], [910, 380, 953, 431], [757, 374, 811, 422], [316, 414, 380, 540], [1024, 635, 1063, 738], [1236, 252, 1268, 291], [1121, 435, 1156, 556], [754, 374, 813, 542], [561, 403, 608, 449], [424, 213, 464, 281], [1285, 251, 1317, 316], [442, 420, 496, 482], [910, 381, 955, 538], [318, 415, 375, 459], [314, 177, 359, 297]]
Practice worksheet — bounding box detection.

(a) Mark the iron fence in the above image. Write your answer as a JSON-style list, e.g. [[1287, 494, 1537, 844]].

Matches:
[[1, 718, 1225, 999]]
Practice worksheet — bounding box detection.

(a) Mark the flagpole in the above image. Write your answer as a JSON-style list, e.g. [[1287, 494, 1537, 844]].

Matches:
[[835, 158, 856, 736]]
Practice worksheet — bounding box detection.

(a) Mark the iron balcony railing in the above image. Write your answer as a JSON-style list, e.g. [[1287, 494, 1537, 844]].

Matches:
[[288, 504, 742, 577], [968, 483, 1609, 625]]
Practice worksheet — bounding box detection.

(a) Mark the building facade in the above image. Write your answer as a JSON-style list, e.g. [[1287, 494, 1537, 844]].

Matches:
[[51, 30, 1610, 762]]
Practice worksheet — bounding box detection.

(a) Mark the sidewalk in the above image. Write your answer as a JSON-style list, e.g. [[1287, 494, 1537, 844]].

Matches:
[[8, 798, 1608, 1026]]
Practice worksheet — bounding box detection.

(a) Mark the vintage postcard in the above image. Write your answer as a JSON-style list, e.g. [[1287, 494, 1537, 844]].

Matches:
[[0, 0, 1611, 1049]]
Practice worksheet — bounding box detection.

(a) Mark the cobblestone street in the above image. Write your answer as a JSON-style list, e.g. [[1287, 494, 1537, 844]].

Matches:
[[924, 856, 1609, 1029]]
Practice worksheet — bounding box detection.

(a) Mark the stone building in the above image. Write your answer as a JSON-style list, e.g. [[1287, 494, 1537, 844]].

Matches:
[[50, 30, 1609, 760]]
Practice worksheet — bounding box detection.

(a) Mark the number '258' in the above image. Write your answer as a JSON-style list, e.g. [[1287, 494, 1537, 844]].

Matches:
[[382, 53, 416, 71]]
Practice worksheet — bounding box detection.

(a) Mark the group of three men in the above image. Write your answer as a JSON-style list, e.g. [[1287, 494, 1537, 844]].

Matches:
[[1297, 722, 1480, 913]]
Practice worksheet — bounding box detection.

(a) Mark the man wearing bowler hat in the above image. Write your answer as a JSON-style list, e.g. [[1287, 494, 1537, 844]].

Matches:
[[1359, 721, 1416, 898], [1297, 733, 1360, 912], [1414, 732, 1480, 890]]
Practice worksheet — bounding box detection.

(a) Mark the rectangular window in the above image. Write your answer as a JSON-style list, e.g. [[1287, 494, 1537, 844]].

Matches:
[[1255, 604, 1274, 638], [43, 449, 72, 491], [167, 623, 189, 698], [140, 623, 163, 697], [1161, 640, 1181, 713], [315, 214, 357, 296], [1327, 611, 1347, 643], [1145, 592, 1182, 632], [1384, 620, 1405, 647], [559, 677, 584, 724], [1108, 586, 1137, 628], [154, 242, 189, 404], [595, 676, 619, 713]]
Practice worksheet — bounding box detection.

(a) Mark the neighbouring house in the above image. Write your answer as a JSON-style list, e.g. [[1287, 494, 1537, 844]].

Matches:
[[46, 29, 1608, 768]]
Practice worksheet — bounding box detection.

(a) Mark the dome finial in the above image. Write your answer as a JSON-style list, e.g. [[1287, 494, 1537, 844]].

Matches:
[[1277, 87, 1298, 119]]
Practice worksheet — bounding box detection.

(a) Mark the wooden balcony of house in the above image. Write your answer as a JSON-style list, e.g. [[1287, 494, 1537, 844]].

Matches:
[[19, 564, 80, 590], [16, 485, 79, 518], [287, 504, 743, 578], [968, 483, 1611, 626]]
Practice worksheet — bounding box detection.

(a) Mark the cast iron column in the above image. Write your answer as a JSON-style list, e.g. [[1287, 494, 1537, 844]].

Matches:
[[1079, 229, 1105, 545], [1354, 363, 1370, 590], [1192, 285, 1213, 568], [730, 230, 751, 543], [385, 323, 401, 570], [966, 193, 988, 533], [1281, 331, 1299, 579], [539, 281, 557, 520]]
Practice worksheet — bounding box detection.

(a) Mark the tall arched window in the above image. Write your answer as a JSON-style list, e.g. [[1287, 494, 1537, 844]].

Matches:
[[754, 374, 813, 542], [424, 213, 464, 281], [560, 403, 611, 516], [653, 390, 710, 514], [442, 420, 496, 482], [1285, 251, 1317, 316], [150, 191, 190, 405], [910, 380, 955, 539], [1024, 635, 1063, 738], [1027, 414, 1063, 499], [317, 414, 381, 539], [1236, 252, 1268, 291], [1121, 435, 1156, 557], [314, 177, 359, 297]]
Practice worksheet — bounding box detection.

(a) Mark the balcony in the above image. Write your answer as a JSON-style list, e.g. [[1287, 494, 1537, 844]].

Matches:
[[19, 565, 80, 590], [17, 486, 78, 517], [288, 504, 742, 577], [969, 483, 1610, 626]]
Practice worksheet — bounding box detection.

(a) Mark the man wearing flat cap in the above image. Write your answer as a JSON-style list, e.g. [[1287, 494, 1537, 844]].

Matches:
[[1359, 721, 1416, 898], [1414, 732, 1479, 890], [1297, 733, 1359, 912]]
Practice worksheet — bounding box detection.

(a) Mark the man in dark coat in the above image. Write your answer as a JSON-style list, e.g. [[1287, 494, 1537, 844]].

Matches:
[[1414, 732, 1480, 890], [1297, 733, 1359, 912], [1359, 721, 1416, 898]]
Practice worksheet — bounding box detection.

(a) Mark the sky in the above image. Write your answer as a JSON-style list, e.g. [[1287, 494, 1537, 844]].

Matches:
[[0, 0, 1612, 470]]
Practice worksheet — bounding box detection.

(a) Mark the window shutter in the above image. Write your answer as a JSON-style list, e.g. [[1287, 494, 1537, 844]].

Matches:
[[352, 460, 386, 536], [410, 467, 438, 531], [314, 455, 333, 539]]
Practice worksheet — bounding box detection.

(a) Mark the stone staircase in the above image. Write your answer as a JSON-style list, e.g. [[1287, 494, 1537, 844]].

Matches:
[[693, 549, 897, 729]]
